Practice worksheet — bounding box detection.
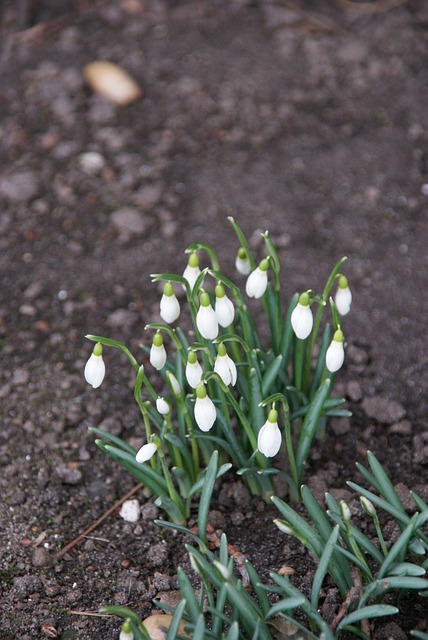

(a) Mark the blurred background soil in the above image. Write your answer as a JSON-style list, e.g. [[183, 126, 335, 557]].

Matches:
[[0, 1, 427, 638]]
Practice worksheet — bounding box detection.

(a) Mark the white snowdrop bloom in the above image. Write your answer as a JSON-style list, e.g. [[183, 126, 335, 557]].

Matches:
[[135, 442, 158, 463], [245, 258, 269, 299], [215, 283, 235, 327], [326, 329, 345, 373], [150, 333, 167, 370], [119, 621, 134, 640], [182, 252, 201, 291], [235, 247, 251, 275], [119, 498, 140, 522], [160, 281, 180, 323], [340, 500, 351, 522], [335, 275, 352, 316], [196, 292, 219, 340], [194, 384, 216, 432], [167, 371, 182, 397], [257, 409, 282, 457], [156, 396, 170, 415], [291, 293, 313, 340], [185, 351, 203, 389], [84, 342, 105, 388], [214, 344, 237, 386]]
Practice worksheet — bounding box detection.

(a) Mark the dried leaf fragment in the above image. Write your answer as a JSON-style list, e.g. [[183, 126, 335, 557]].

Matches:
[[83, 61, 143, 106]]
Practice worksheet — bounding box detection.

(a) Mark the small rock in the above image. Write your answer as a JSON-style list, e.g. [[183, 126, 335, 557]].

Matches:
[[97, 416, 123, 436], [141, 502, 159, 520], [78, 151, 106, 174], [231, 481, 251, 508], [132, 183, 162, 209], [11, 368, 30, 386], [152, 572, 172, 591], [111, 207, 148, 240], [146, 541, 169, 567], [56, 463, 83, 485], [346, 344, 369, 366], [32, 547, 51, 567], [230, 511, 245, 526], [329, 417, 352, 436], [107, 308, 136, 329], [412, 435, 428, 464], [393, 483, 414, 511], [374, 621, 407, 640], [362, 396, 406, 425], [155, 590, 182, 608], [346, 380, 362, 402], [390, 420, 412, 435], [119, 499, 141, 523], [23, 281, 44, 300], [0, 170, 40, 202]]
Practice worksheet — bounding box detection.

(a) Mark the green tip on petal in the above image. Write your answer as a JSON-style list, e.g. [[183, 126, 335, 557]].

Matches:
[[195, 383, 207, 399], [215, 283, 225, 298], [259, 258, 269, 272], [188, 252, 199, 268], [187, 350, 197, 364], [238, 247, 247, 259], [121, 620, 132, 633], [333, 329, 344, 342], [217, 342, 227, 357], [338, 274, 348, 289], [268, 408, 278, 423], [163, 281, 174, 296], [299, 292, 310, 306], [93, 342, 103, 356], [153, 332, 163, 347], [200, 291, 210, 307]]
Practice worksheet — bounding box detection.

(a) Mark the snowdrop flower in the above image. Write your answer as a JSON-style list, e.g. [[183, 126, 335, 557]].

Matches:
[[340, 500, 351, 522], [194, 383, 216, 432], [136, 441, 158, 463], [214, 343, 237, 386], [235, 247, 251, 275], [119, 620, 134, 640], [185, 351, 203, 388], [196, 291, 219, 340], [167, 371, 182, 398], [156, 396, 170, 415], [84, 342, 105, 388], [360, 496, 376, 517], [335, 275, 352, 316], [150, 332, 167, 370], [257, 409, 282, 457], [325, 329, 345, 373], [291, 292, 313, 340], [182, 252, 201, 291], [160, 281, 180, 323], [246, 258, 269, 298], [215, 283, 235, 327]]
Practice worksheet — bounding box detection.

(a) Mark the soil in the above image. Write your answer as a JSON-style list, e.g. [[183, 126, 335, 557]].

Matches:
[[1, 0, 428, 638]]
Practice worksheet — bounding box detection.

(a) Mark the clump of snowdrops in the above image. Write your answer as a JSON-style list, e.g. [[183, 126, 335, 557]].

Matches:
[[84, 218, 352, 522], [104, 453, 428, 640]]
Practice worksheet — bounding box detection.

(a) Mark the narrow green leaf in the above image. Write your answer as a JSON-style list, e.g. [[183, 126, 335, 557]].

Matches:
[[99, 443, 168, 495], [337, 604, 398, 630], [90, 427, 137, 455], [261, 354, 283, 396], [388, 563, 426, 577], [367, 451, 406, 515], [376, 576, 428, 591], [280, 293, 298, 370], [177, 567, 201, 624], [311, 526, 340, 609], [378, 515, 419, 578], [265, 596, 306, 617], [226, 621, 239, 640], [245, 560, 270, 615], [309, 324, 331, 398], [198, 451, 219, 545], [166, 599, 187, 640], [411, 491, 428, 512], [192, 614, 206, 640], [295, 379, 331, 475], [227, 216, 256, 270], [154, 495, 186, 525], [100, 605, 143, 626]]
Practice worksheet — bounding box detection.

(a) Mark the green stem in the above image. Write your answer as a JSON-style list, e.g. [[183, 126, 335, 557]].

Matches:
[[293, 337, 307, 392]]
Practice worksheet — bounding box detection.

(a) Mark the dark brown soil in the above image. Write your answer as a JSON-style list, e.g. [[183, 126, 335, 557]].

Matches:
[[1, 1, 427, 638]]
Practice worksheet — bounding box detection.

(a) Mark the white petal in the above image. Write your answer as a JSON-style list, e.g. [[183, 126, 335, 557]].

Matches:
[[136, 442, 158, 463], [160, 293, 180, 323], [235, 255, 251, 275], [257, 421, 282, 457], [326, 340, 345, 373], [84, 354, 105, 388], [156, 397, 170, 415], [246, 268, 268, 298], [119, 630, 134, 640], [215, 295, 235, 327], [194, 395, 216, 432], [291, 303, 313, 340], [183, 264, 201, 291], [196, 305, 219, 340], [335, 286, 352, 316], [186, 361, 203, 388], [214, 354, 237, 386], [167, 371, 182, 396], [150, 344, 167, 370]]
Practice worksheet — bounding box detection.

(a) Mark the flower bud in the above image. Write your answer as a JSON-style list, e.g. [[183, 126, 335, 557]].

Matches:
[[156, 397, 170, 415], [183, 252, 201, 291], [196, 292, 219, 340], [257, 409, 282, 457], [274, 519, 294, 536], [149, 332, 167, 370], [360, 496, 376, 517], [214, 343, 237, 386], [167, 371, 182, 397], [215, 283, 235, 327], [84, 342, 106, 388], [194, 383, 216, 431], [291, 292, 313, 340], [160, 281, 180, 324], [340, 500, 351, 522], [235, 247, 251, 275], [245, 258, 269, 298], [136, 442, 158, 463], [119, 620, 134, 640], [335, 275, 352, 316], [325, 329, 345, 373], [185, 351, 203, 388]]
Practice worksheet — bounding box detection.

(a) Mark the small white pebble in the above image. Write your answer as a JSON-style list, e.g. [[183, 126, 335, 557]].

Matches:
[[119, 499, 141, 523], [421, 183, 428, 196]]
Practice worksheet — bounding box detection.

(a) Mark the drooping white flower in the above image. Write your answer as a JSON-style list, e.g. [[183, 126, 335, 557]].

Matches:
[[291, 292, 313, 340], [196, 291, 219, 340], [182, 252, 201, 291], [185, 351, 203, 388], [257, 409, 282, 457], [156, 396, 170, 415], [160, 281, 180, 323], [84, 342, 106, 388], [149, 332, 167, 370], [215, 283, 235, 327], [136, 441, 158, 463], [325, 329, 345, 373], [214, 343, 237, 386], [235, 247, 251, 275], [194, 383, 216, 432], [335, 275, 352, 316], [119, 620, 134, 640], [246, 258, 269, 298]]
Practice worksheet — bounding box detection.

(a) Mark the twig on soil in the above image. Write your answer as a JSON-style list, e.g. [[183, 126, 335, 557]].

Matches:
[[68, 610, 113, 617], [335, 0, 408, 14], [330, 567, 368, 634], [54, 482, 143, 560]]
